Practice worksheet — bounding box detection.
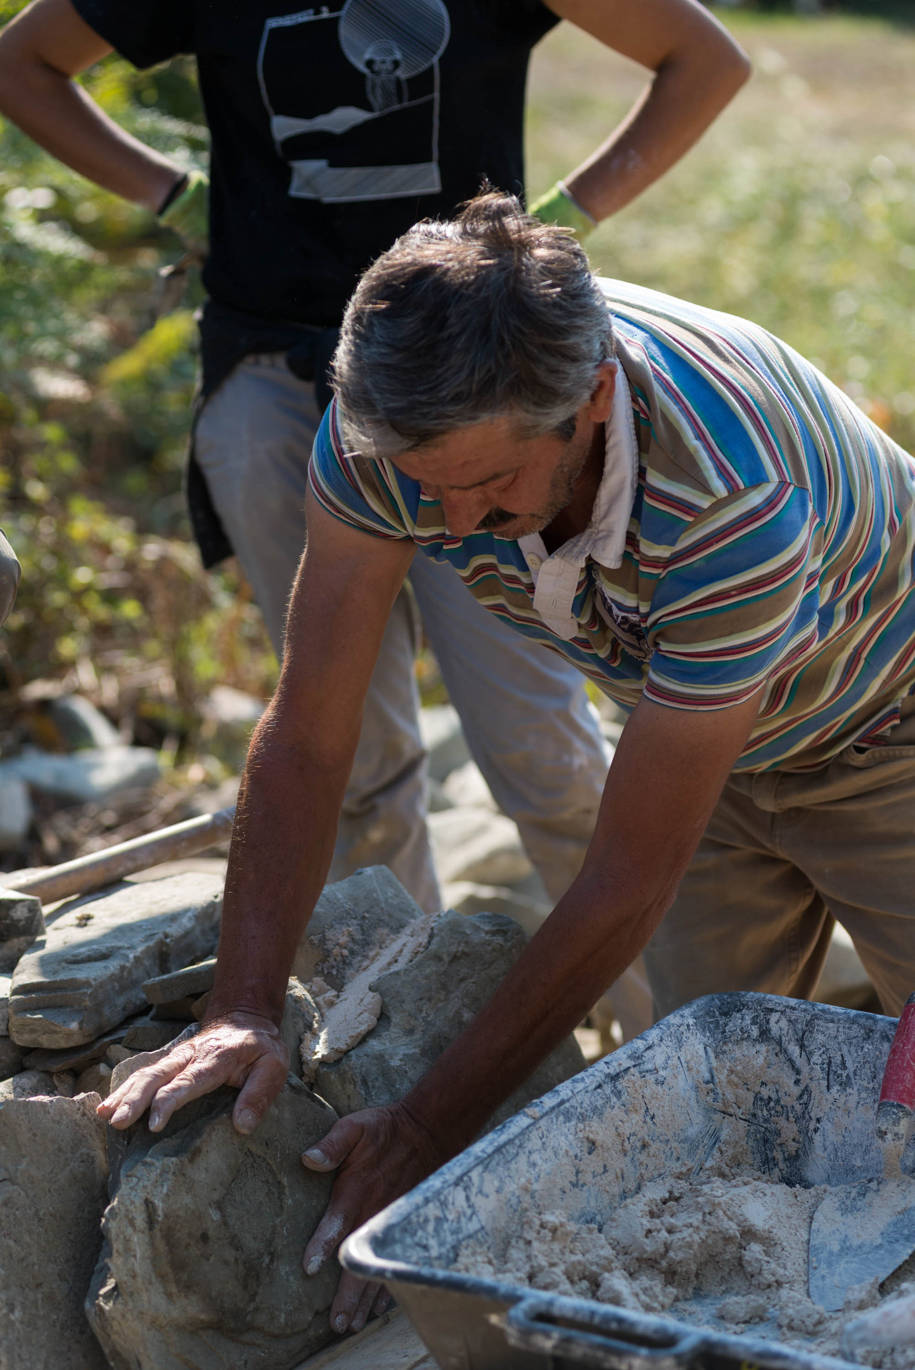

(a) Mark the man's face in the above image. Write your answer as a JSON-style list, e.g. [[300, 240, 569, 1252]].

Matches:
[[390, 366, 615, 541]]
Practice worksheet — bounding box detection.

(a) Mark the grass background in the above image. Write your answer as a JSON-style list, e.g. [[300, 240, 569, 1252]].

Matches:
[[528, 8, 915, 450], [1, 5, 913, 742]]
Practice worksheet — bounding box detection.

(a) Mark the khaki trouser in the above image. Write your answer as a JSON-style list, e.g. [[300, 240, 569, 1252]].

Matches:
[[646, 697, 915, 1019]]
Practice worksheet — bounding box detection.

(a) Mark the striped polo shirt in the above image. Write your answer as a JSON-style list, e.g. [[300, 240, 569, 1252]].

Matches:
[[309, 280, 915, 772]]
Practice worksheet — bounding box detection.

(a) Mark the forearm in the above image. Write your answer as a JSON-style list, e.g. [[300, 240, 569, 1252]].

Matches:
[[206, 709, 353, 1027], [566, 44, 749, 222], [402, 864, 662, 1157], [0, 1, 181, 210]]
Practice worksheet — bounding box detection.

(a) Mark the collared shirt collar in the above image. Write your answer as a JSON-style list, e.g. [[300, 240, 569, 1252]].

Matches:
[[518, 359, 639, 640]]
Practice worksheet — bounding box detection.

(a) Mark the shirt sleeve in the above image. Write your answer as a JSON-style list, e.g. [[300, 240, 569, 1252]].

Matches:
[[71, 0, 194, 68], [644, 482, 823, 710], [308, 401, 416, 543]]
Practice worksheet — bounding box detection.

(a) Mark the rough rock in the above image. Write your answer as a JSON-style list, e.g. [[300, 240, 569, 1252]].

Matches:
[[9, 871, 222, 1049], [0, 1067, 57, 1100], [0, 972, 9, 1035], [311, 909, 585, 1124], [0, 1035, 23, 1080], [0, 743, 161, 804], [817, 924, 874, 1009], [429, 807, 533, 888], [88, 1080, 340, 1370], [291, 866, 425, 986], [417, 703, 471, 782], [0, 1093, 109, 1370], [199, 685, 265, 771], [0, 775, 32, 851], [143, 956, 217, 1004], [440, 759, 498, 812], [0, 886, 44, 972], [43, 694, 123, 751], [443, 880, 549, 938]]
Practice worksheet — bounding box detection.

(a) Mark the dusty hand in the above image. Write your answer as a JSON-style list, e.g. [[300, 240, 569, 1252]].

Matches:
[[301, 1103, 443, 1334], [96, 1011, 289, 1135]]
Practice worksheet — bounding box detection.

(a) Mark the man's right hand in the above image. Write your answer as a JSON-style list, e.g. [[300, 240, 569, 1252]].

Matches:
[[96, 1010, 289, 1135]]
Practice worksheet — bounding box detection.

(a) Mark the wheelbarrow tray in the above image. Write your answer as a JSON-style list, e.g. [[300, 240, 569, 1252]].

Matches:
[[342, 993, 898, 1370]]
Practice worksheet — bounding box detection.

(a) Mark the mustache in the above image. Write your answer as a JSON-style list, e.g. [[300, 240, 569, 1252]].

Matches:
[[477, 506, 516, 530]]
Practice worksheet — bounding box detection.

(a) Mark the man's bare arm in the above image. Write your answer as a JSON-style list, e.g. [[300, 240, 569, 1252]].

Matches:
[[302, 687, 763, 1330], [98, 493, 416, 1134], [543, 0, 750, 222], [0, 0, 182, 209]]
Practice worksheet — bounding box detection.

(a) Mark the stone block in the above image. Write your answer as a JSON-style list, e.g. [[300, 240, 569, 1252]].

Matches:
[[292, 866, 425, 987], [143, 956, 217, 1004], [417, 703, 470, 782], [9, 871, 222, 1049], [0, 1093, 109, 1370], [311, 909, 585, 1126], [0, 775, 32, 852], [0, 886, 44, 973], [88, 1080, 340, 1370], [429, 807, 533, 888], [0, 743, 161, 804]]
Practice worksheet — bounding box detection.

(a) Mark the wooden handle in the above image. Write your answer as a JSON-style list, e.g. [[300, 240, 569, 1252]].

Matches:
[[6, 807, 235, 904]]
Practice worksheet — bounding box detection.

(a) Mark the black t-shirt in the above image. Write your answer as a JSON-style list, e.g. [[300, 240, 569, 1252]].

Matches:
[[72, 0, 558, 326]]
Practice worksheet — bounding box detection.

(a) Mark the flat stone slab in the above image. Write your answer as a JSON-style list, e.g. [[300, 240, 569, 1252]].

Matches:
[[0, 886, 44, 973], [143, 956, 217, 1004], [89, 1080, 341, 1370], [0, 743, 161, 803], [9, 872, 222, 1049], [0, 1093, 109, 1370]]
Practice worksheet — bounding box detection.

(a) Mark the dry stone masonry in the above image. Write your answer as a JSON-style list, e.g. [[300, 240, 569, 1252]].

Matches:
[[0, 862, 586, 1370]]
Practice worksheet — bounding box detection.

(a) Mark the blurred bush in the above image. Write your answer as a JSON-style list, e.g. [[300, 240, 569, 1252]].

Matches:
[[0, 12, 276, 751]]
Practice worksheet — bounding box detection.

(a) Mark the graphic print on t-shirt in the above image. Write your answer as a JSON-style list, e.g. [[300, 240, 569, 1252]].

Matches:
[[257, 0, 451, 202]]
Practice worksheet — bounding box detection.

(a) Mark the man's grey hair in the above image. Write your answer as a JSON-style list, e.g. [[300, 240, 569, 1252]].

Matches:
[[332, 191, 614, 457]]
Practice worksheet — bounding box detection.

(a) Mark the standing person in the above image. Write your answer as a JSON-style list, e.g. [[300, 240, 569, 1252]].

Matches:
[[100, 195, 915, 1331], [0, 1, 749, 1025]]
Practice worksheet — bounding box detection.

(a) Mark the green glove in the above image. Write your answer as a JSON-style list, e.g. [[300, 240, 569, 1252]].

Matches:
[[158, 169, 209, 258], [529, 180, 596, 244]]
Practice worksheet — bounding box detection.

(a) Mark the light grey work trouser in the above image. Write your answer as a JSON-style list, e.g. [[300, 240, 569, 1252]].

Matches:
[[194, 354, 652, 1036], [646, 698, 915, 1020]]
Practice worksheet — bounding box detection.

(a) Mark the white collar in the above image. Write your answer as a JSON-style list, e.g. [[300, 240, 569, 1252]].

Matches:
[[519, 359, 639, 640]]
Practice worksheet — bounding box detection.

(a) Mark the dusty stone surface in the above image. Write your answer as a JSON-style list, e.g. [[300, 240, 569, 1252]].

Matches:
[[310, 910, 584, 1123], [0, 1034, 23, 1080], [0, 886, 44, 972], [88, 1080, 340, 1370], [292, 866, 425, 987], [0, 775, 32, 851], [417, 703, 470, 782], [0, 743, 161, 803], [8, 871, 222, 1049], [443, 881, 548, 938], [0, 1067, 57, 1100], [0, 1092, 109, 1370], [429, 808, 533, 888], [143, 956, 217, 1003]]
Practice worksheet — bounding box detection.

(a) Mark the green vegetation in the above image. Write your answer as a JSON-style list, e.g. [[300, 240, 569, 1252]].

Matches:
[[0, 5, 913, 745]]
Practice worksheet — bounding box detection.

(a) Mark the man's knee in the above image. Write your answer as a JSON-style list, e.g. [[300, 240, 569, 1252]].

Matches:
[[0, 529, 21, 625]]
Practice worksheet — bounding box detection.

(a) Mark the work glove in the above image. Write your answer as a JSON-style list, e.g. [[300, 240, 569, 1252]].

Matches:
[[157, 168, 209, 261], [529, 180, 596, 244], [155, 169, 209, 314]]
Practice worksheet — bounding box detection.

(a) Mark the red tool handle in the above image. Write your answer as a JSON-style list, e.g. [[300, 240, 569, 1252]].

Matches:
[[876, 995, 915, 1170], [880, 994, 915, 1113]]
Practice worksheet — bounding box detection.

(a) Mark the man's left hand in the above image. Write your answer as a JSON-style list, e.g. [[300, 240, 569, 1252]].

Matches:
[[301, 1102, 444, 1333]]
